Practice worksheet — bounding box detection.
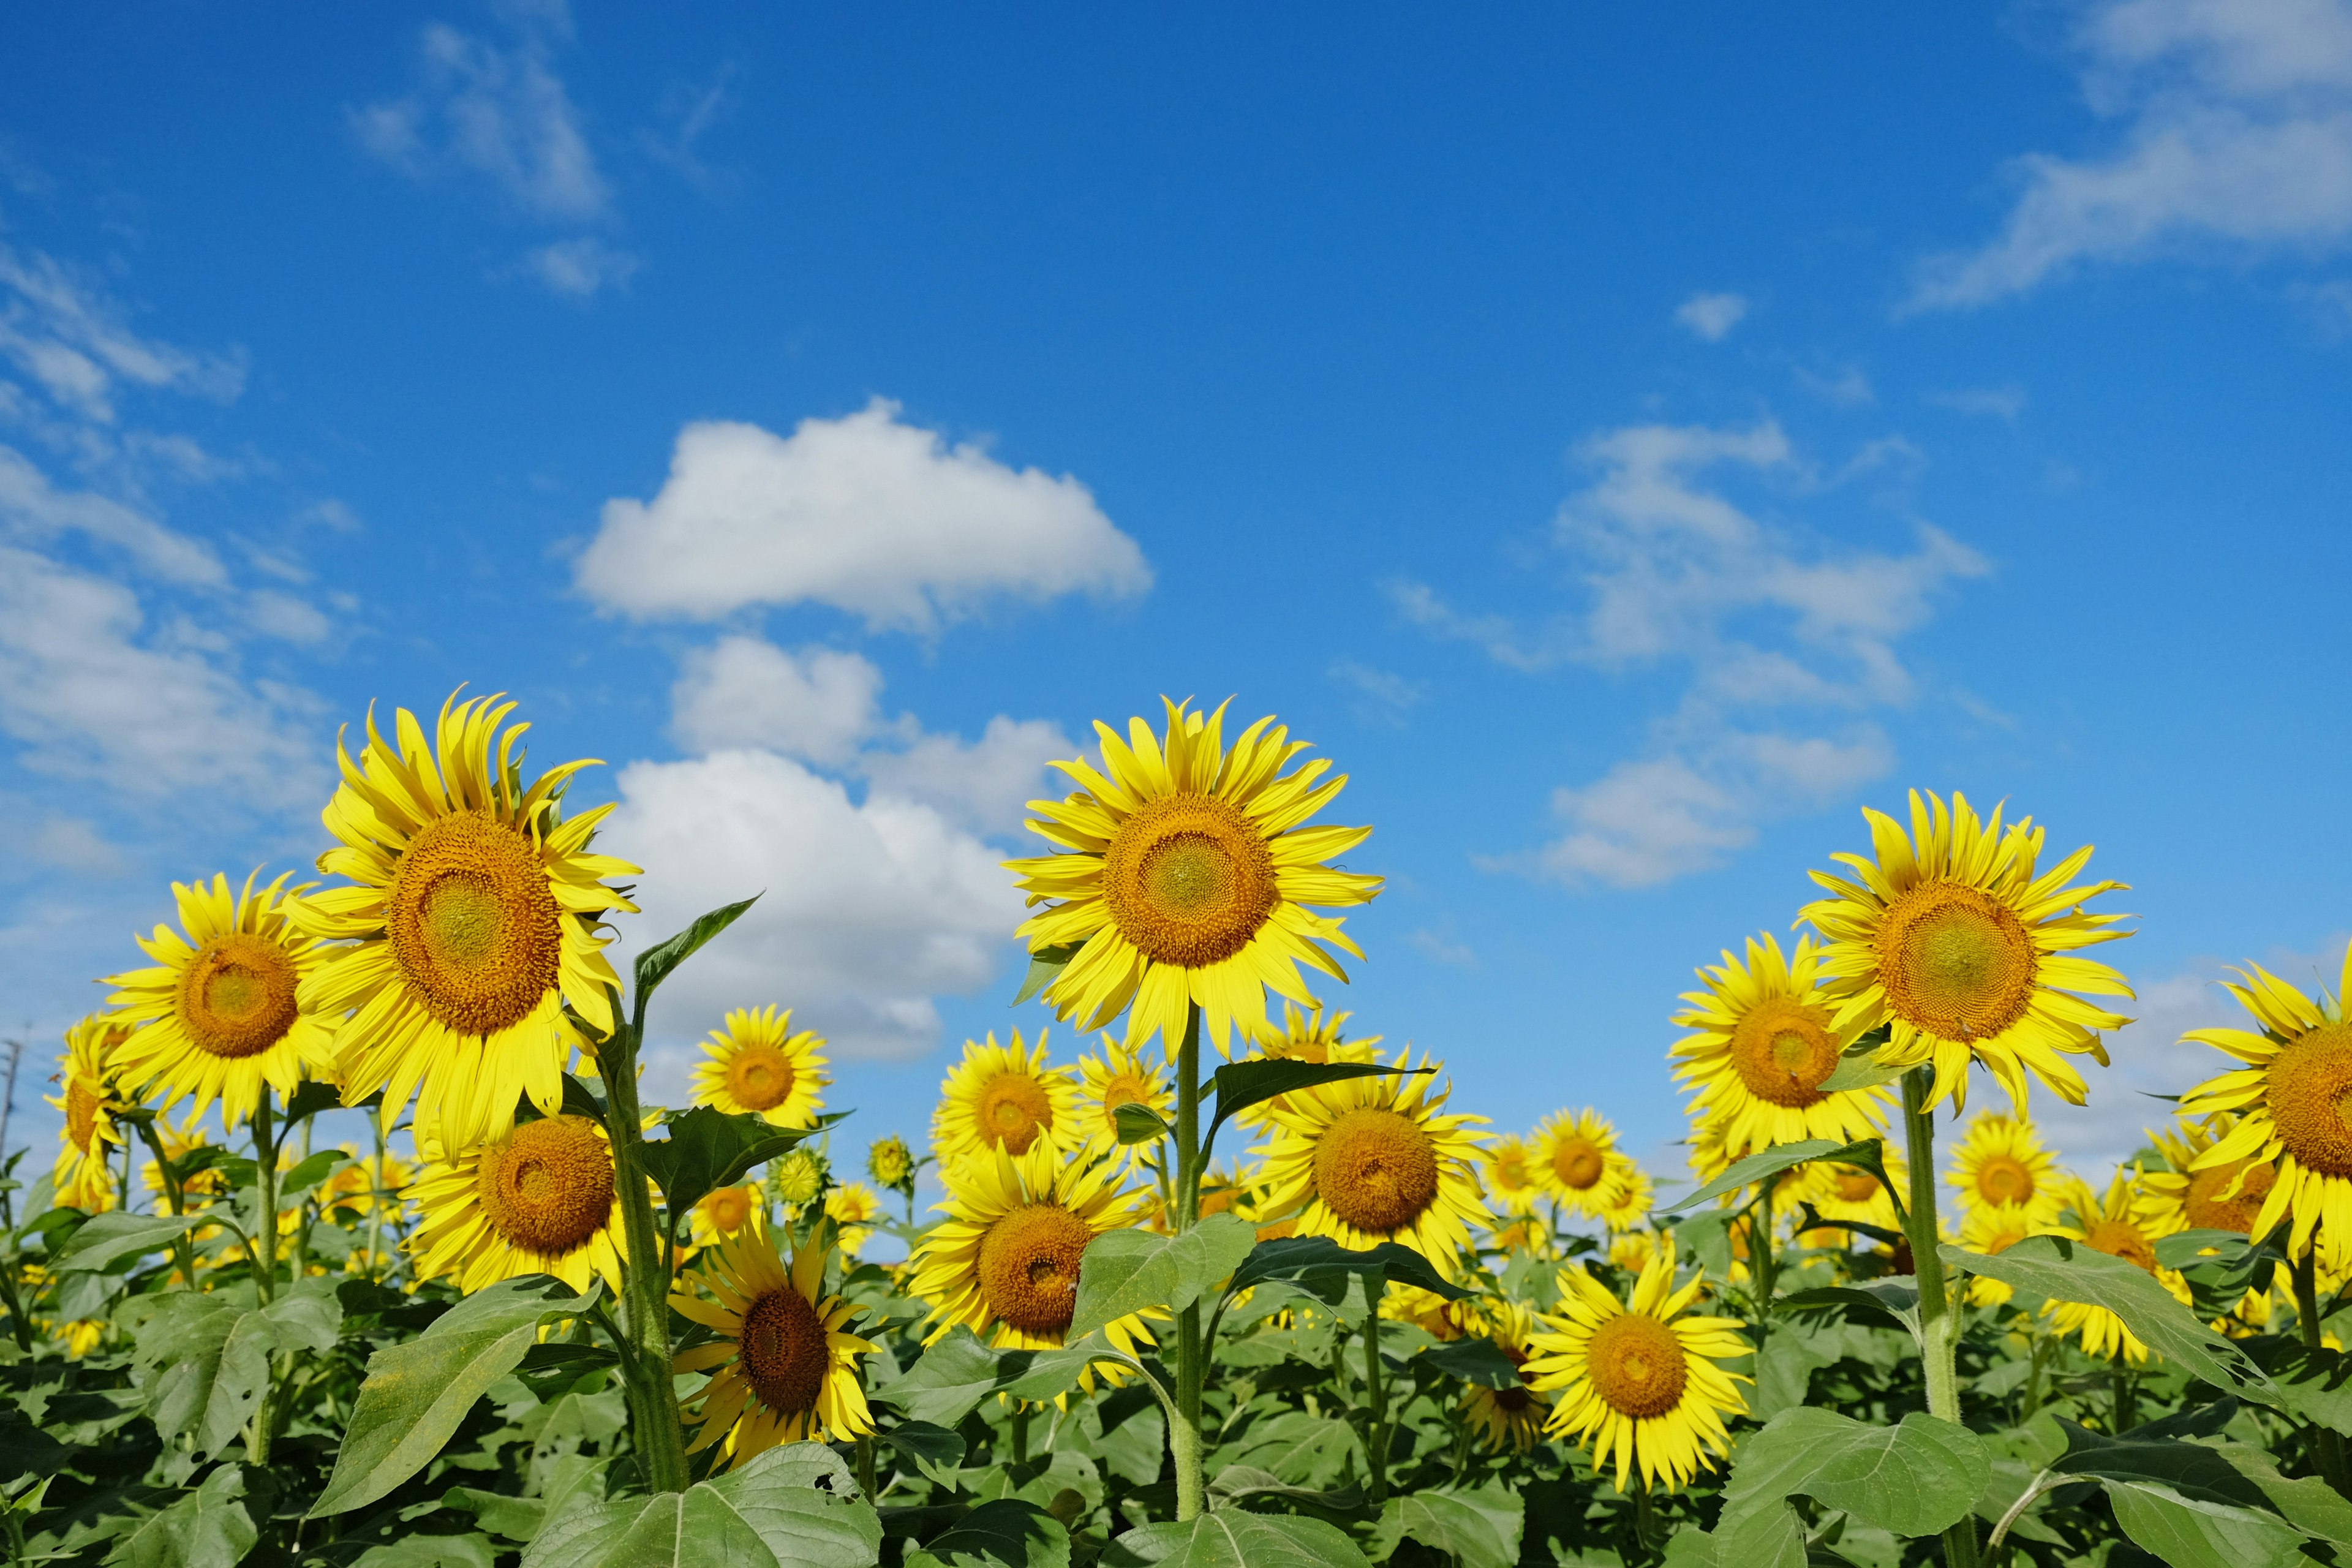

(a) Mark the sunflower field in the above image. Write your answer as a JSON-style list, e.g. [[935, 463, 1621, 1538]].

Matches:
[[13, 689, 2352, 1568]]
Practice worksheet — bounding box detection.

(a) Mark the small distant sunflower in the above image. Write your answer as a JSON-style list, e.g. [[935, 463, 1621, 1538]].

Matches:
[[692, 1006, 828, 1127], [931, 1031, 1080, 1166], [1490, 1215, 1548, 1256], [2043, 1170, 2188, 1362], [107, 871, 335, 1129], [824, 1183, 883, 1254], [1384, 1283, 1483, 1341], [1608, 1229, 1662, 1276], [1948, 1111, 2066, 1230], [1460, 1300, 1553, 1453], [321, 1150, 415, 1217], [1256, 1049, 1490, 1274], [1795, 1148, 1905, 1250], [1525, 1238, 1750, 1493], [2141, 1114, 2276, 1240], [1958, 1202, 2038, 1308], [906, 1144, 1156, 1373], [1481, 1134, 1544, 1217], [1800, 790, 2134, 1112], [1073, 1038, 1174, 1169], [2180, 949, 2352, 1269], [674, 1228, 876, 1466], [1007, 698, 1383, 1055], [292, 692, 641, 1152], [773, 1149, 826, 1208], [407, 1114, 625, 1294], [1597, 1163, 1654, 1234], [1231, 1003, 1380, 1131], [141, 1113, 228, 1210], [48, 1015, 132, 1212], [1531, 1109, 1638, 1222], [691, 1185, 766, 1254], [867, 1134, 916, 1195], [1672, 934, 1888, 1156]]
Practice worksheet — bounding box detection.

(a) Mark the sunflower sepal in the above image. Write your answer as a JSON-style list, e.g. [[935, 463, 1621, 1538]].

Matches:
[[1011, 941, 1080, 1008], [1114, 1102, 1172, 1146]]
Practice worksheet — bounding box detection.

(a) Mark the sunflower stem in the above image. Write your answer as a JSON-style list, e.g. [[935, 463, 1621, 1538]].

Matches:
[[1172, 1001, 1207, 1523], [130, 1117, 198, 1288], [2293, 1250, 2350, 1495], [596, 997, 692, 1494], [1899, 1068, 1978, 1568], [1362, 1276, 1389, 1506], [248, 1093, 280, 1466]]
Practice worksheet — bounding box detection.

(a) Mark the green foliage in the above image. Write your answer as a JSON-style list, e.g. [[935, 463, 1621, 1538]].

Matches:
[[519, 1443, 881, 1568], [1069, 1214, 1257, 1338], [1722, 1408, 1988, 1537]]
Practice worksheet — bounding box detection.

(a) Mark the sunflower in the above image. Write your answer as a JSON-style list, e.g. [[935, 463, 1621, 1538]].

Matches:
[[407, 1114, 626, 1295], [690, 1185, 767, 1254], [1672, 934, 1888, 1157], [1608, 1229, 1662, 1276], [931, 1030, 1080, 1167], [2180, 950, 2352, 1270], [105, 871, 335, 1129], [1255, 1048, 1489, 1274], [1947, 1111, 2066, 1231], [691, 1006, 828, 1127], [1072, 1038, 1174, 1170], [1230, 1003, 1381, 1132], [141, 1113, 228, 1210], [1007, 698, 1383, 1055], [1481, 1134, 1544, 1217], [824, 1182, 883, 1254], [905, 1144, 1157, 1378], [1525, 1238, 1750, 1493], [48, 1015, 132, 1212], [2042, 1170, 2189, 1362], [1799, 790, 2134, 1112], [1598, 1163, 1655, 1234], [2141, 1114, 2277, 1239], [1794, 1147, 1905, 1250], [673, 1227, 876, 1466], [1460, 1300, 1553, 1453], [320, 1150, 416, 1218], [867, 1134, 916, 1194], [1531, 1109, 1639, 1223], [773, 1149, 826, 1208], [1958, 1202, 2039, 1308], [292, 692, 641, 1152], [1384, 1283, 1484, 1341]]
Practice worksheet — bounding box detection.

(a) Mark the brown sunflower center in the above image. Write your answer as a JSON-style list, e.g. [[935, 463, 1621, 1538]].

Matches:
[[2084, 1216, 2157, 1273], [977, 1202, 1093, 1336], [1727, 997, 1842, 1109], [1493, 1346, 1539, 1412], [1101, 794, 1278, 968], [1553, 1137, 1605, 1191], [737, 1286, 828, 1415], [1494, 1148, 1530, 1191], [1313, 1107, 1440, 1235], [2268, 1023, 2352, 1178], [725, 1043, 796, 1112], [976, 1072, 1054, 1154], [2185, 1162, 2275, 1233], [702, 1185, 754, 1235], [1585, 1313, 1688, 1419], [475, 1116, 614, 1255], [1098, 1072, 1152, 1129], [386, 810, 565, 1039], [1974, 1154, 2038, 1207], [65, 1079, 102, 1153], [1875, 882, 2038, 1041], [1834, 1169, 1881, 1204], [174, 931, 302, 1060]]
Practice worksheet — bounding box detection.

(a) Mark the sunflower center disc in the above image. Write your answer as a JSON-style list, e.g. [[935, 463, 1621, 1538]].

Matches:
[[978, 1202, 1093, 1336], [976, 1072, 1054, 1154], [1553, 1138, 1605, 1191], [175, 931, 302, 1060], [65, 1080, 100, 1152], [738, 1286, 827, 1415], [1975, 1155, 2037, 1207], [2084, 1217, 2157, 1273], [1834, 1170, 1880, 1203], [1875, 882, 2038, 1041], [1496, 1150, 1529, 1190], [477, 1116, 614, 1254], [1101, 794, 1279, 968], [1585, 1314, 1688, 1419], [387, 810, 565, 1039], [2185, 1162, 2274, 1232], [726, 1044, 796, 1112], [703, 1186, 753, 1234], [1728, 997, 1841, 1109], [1099, 1074, 1151, 1131], [1313, 1107, 1440, 1234], [2267, 1023, 2352, 1178]]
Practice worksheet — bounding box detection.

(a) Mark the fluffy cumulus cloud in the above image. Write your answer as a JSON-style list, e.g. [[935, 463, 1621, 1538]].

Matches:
[[1407, 418, 1986, 888], [1913, 0, 2352, 307], [1673, 290, 1749, 341], [576, 399, 1152, 630], [603, 749, 1026, 1064]]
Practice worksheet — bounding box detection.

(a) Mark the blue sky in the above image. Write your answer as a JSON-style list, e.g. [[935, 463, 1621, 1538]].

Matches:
[[4, 1, 2350, 1194]]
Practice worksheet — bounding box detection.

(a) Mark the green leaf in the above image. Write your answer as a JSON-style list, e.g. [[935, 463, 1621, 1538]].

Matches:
[[1415, 1336, 1521, 1389], [520, 1441, 882, 1568], [1128, 1510, 1370, 1568], [632, 895, 761, 1006], [2156, 1229, 2262, 1270], [1723, 1408, 1988, 1538], [1943, 1236, 2280, 1405], [2216, 1441, 2352, 1549], [906, 1499, 1071, 1568], [1070, 1213, 1257, 1338], [1012, 943, 1080, 1008], [877, 1327, 1113, 1428], [1224, 1235, 1471, 1303], [641, 1104, 824, 1219], [1662, 1139, 1883, 1216], [103, 1466, 257, 1568], [282, 1077, 349, 1121], [2255, 1341, 2352, 1434], [0, 1404, 69, 1482], [2103, 1480, 2306, 1568], [279, 1148, 347, 1198], [313, 1276, 595, 1517], [132, 1282, 342, 1461], [560, 1072, 609, 1121], [354, 1536, 499, 1568], [1114, 1102, 1171, 1146], [1782, 1280, 1922, 1341], [2049, 1419, 2273, 1509], [1204, 1061, 1425, 1157], [1373, 1485, 1523, 1568], [1818, 1043, 1905, 1093], [1658, 1504, 1805, 1568], [880, 1421, 967, 1488], [53, 1212, 195, 1273]]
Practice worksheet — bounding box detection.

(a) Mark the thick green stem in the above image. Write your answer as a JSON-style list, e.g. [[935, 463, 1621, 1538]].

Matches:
[[1171, 1003, 1206, 1523], [598, 1005, 692, 1494], [1899, 1069, 1978, 1568], [130, 1120, 198, 1287], [1751, 1174, 1779, 1354], [247, 1097, 281, 1466], [366, 1114, 390, 1283], [1362, 1280, 1389, 1506], [2109, 1354, 2136, 1435], [2294, 1251, 2350, 1494]]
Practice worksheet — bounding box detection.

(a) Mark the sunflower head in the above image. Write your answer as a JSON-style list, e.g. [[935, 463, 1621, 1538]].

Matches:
[[50, 1014, 134, 1212], [867, 1134, 916, 1193], [1006, 698, 1382, 1054], [824, 1182, 883, 1254], [1800, 790, 2134, 1112], [692, 1006, 829, 1128], [1481, 1134, 1544, 1216], [1673, 933, 1888, 1159], [673, 1228, 876, 1464], [2143, 1114, 2275, 1239], [1074, 1038, 1174, 1167], [932, 1030, 1079, 1166], [409, 1112, 626, 1295], [1947, 1110, 2066, 1229], [1531, 1108, 1638, 1220]]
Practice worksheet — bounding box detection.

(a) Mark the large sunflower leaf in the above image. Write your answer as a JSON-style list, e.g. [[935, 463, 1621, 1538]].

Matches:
[[1103, 1510, 1370, 1568], [102, 1466, 257, 1568], [1370, 1484, 1523, 1568], [878, 1328, 1112, 1428], [1223, 1237, 1471, 1303], [1415, 1336, 1521, 1389], [53, 1213, 197, 1274], [519, 1442, 881, 1568], [130, 1279, 342, 1461], [1657, 1503, 1805, 1568], [643, 1104, 835, 1220], [2101, 1480, 2307, 1568], [905, 1498, 1070, 1568], [1722, 1407, 1988, 1538], [1069, 1214, 1258, 1338]]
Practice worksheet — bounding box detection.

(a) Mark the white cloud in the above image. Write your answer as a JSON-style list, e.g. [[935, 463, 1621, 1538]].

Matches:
[[246, 589, 333, 644], [0, 244, 246, 423], [24, 814, 126, 875], [603, 748, 1024, 1063], [354, 18, 608, 222], [1796, 364, 1876, 407], [1913, 0, 2352, 307], [577, 399, 1152, 629], [0, 445, 225, 585], [1329, 658, 1427, 726], [861, 715, 1071, 836], [1407, 927, 1477, 968], [1674, 292, 1750, 341], [1926, 385, 2029, 421], [516, 236, 639, 298]]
